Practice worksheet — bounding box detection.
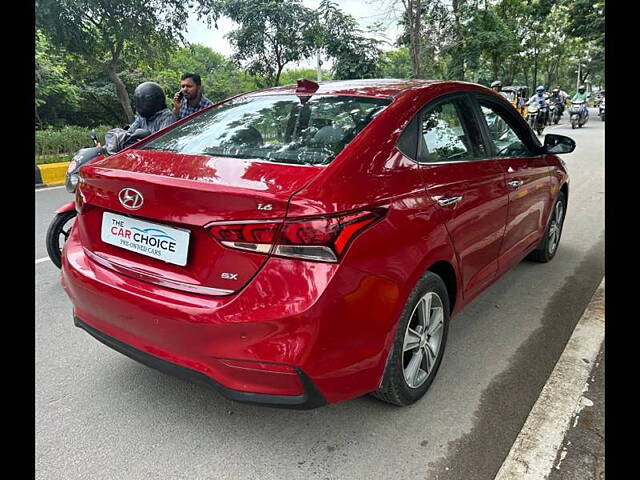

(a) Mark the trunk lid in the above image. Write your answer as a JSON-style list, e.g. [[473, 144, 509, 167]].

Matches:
[[76, 149, 324, 294]]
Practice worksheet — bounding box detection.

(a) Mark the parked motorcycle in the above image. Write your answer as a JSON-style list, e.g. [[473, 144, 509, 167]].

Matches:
[[568, 100, 589, 129], [598, 98, 605, 121], [527, 104, 547, 135], [45, 128, 150, 268]]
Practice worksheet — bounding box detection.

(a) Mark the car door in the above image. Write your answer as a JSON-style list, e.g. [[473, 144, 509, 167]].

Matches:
[[416, 94, 510, 299], [471, 95, 553, 274]]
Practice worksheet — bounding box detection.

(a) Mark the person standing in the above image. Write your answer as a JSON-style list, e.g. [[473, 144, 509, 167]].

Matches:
[[172, 73, 214, 120]]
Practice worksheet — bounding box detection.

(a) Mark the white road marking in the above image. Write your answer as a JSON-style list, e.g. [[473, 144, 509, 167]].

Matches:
[[36, 185, 66, 192], [36, 257, 51, 264], [494, 279, 604, 480]]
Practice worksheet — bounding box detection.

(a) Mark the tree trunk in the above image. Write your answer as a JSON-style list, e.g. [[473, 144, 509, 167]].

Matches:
[[275, 63, 285, 86], [450, 0, 465, 81], [35, 104, 43, 130], [105, 62, 134, 124], [406, 0, 422, 78]]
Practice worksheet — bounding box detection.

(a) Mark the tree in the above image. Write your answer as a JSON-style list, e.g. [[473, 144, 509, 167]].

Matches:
[[380, 48, 413, 78], [215, 0, 319, 87], [316, 1, 383, 80], [36, 0, 192, 123], [35, 30, 80, 128]]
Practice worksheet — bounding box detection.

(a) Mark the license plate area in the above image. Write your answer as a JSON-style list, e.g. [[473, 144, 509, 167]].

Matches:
[[100, 212, 191, 266]]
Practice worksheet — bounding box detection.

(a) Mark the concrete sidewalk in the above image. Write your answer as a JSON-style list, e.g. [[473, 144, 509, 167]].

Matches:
[[548, 346, 604, 480], [495, 280, 604, 480]]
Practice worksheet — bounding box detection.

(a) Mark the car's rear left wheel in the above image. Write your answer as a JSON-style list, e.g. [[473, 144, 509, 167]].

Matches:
[[372, 271, 450, 406]]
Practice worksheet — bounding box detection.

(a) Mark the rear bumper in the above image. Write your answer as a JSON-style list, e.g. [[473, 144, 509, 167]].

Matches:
[[61, 217, 404, 406], [74, 316, 326, 409]]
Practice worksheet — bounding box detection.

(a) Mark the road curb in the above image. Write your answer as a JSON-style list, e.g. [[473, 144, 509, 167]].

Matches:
[[494, 278, 605, 480], [35, 161, 69, 187]]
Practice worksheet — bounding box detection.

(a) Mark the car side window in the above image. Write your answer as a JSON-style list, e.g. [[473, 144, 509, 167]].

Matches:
[[418, 99, 485, 163], [478, 101, 533, 158]]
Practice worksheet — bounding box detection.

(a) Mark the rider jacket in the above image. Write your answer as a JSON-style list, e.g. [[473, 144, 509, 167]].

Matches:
[[127, 108, 176, 133], [527, 94, 548, 108]]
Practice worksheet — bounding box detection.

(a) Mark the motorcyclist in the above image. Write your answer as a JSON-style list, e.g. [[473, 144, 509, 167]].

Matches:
[[491, 80, 510, 100], [556, 86, 569, 105], [527, 85, 549, 125], [128, 81, 176, 133], [570, 84, 590, 122], [105, 82, 176, 154], [572, 85, 589, 103], [548, 88, 565, 121]]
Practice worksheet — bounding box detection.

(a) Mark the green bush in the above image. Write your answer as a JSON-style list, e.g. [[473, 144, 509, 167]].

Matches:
[[35, 125, 114, 157]]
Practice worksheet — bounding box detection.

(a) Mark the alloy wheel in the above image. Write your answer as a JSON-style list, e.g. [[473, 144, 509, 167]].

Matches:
[[547, 199, 564, 255], [402, 292, 445, 389]]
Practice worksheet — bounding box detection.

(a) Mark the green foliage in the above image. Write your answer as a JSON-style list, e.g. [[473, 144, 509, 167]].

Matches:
[[35, 30, 81, 128], [36, 0, 192, 121], [278, 69, 332, 85], [379, 48, 413, 79], [392, 0, 603, 91], [219, 0, 319, 86], [317, 1, 383, 80], [35, 125, 115, 157]]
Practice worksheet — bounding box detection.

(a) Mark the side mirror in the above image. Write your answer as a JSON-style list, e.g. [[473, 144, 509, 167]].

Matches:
[[544, 134, 575, 154]]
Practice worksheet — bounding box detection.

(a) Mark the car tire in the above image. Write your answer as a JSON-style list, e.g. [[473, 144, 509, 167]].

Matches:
[[45, 210, 77, 269], [527, 192, 566, 263], [371, 271, 450, 406]]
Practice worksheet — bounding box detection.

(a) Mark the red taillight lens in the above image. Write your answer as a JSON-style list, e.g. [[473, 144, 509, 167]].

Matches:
[[209, 222, 281, 254], [208, 209, 385, 262], [210, 223, 280, 243]]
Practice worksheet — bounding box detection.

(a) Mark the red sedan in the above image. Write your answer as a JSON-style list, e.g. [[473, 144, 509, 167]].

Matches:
[[61, 79, 575, 408]]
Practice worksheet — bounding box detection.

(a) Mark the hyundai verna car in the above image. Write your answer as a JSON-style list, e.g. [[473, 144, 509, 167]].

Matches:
[[61, 79, 575, 408]]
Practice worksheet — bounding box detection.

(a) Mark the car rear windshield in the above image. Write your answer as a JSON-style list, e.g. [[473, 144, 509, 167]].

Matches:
[[141, 95, 391, 166]]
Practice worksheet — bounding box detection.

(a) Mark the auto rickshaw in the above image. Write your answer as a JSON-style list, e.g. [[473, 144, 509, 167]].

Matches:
[[504, 85, 529, 118]]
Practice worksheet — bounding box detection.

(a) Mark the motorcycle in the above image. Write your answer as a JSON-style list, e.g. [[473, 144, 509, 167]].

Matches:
[[598, 98, 605, 121], [45, 128, 150, 268], [548, 99, 564, 125], [568, 100, 589, 129], [527, 103, 547, 135]]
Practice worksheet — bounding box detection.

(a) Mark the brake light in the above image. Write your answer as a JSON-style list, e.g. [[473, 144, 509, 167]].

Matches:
[[208, 209, 385, 262]]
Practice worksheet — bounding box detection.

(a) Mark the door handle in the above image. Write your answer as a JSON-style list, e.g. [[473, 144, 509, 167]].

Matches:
[[508, 180, 524, 189], [436, 195, 463, 207]]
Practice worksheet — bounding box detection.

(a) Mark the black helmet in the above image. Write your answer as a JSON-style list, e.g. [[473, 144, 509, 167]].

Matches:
[[133, 82, 166, 119], [578, 84, 586, 93], [491, 80, 502, 89]]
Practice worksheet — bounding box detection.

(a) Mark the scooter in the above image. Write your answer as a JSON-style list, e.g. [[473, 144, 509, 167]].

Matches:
[[46, 128, 150, 268], [568, 100, 589, 129], [527, 104, 547, 135]]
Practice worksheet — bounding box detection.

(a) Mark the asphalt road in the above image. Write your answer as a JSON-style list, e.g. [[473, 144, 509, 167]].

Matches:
[[35, 110, 604, 480]]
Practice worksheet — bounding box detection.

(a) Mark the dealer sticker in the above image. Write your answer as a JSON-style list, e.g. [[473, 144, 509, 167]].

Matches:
[[101, 212, 190, 266]]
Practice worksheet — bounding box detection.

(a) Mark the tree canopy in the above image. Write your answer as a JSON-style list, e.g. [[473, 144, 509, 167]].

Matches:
[[35, 0, 604, 130]]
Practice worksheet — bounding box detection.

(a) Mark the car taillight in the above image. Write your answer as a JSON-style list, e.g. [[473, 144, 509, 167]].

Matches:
[[209, 209, 385, 262]]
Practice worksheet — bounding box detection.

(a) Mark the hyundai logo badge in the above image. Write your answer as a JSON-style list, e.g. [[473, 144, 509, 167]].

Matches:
[[118, 188, 144, 210]]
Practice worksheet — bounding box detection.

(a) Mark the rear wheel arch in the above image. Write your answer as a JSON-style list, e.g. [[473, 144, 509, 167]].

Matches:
[[427, 260, 458, 314]]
